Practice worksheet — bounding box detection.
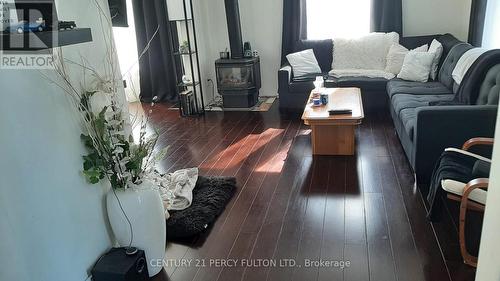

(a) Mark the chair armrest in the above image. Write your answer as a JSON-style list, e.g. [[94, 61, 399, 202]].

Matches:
[[462, 138, 495, 151], [463, 178, 489, 197], [460, 178, 489, 267], [413, 105, 498, 183]]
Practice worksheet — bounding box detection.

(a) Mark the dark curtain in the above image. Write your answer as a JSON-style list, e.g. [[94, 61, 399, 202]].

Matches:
[[370, 0, 403, 35], [132, 0, 179, 103], [281, 0, 307, 65], [468, 0, 488, 47]]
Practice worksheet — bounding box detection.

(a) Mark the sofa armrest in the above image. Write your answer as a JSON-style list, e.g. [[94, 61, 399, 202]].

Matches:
[[279, 64, 292, 84], [413, 105, 498, 184], [278, 64, 292, 95]]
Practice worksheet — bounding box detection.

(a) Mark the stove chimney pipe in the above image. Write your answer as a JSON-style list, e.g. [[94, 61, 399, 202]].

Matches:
[[224, 0, 244, 59]]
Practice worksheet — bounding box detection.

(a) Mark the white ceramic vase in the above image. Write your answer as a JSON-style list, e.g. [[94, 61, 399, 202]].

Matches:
[[106, 180, 166, 277]]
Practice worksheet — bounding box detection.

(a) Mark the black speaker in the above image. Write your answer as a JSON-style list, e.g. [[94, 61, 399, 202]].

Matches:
[[91, 247, 149, 281]]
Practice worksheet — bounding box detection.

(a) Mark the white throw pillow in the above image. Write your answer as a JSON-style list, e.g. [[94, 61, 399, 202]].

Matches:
[[385, 44, 408, 74], [428, 39, 444, 80], [286, 49, 322, 77], [397, 51, 435, 82], [333, 32, 399, 70], [385, 44, 429, 75]]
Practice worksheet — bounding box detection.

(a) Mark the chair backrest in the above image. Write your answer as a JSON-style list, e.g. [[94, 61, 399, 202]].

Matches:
[[438, 43, 474, 90]]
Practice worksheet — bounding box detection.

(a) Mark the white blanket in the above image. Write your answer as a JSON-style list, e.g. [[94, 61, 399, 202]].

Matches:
[[329, 69, 395, 80], [452, 48, 487, 85], [150, 168, 199, 218], [333, 32, 399, 70]]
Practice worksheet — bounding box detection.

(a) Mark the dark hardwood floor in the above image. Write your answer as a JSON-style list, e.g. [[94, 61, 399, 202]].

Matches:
[[132, 100, 477, 281]]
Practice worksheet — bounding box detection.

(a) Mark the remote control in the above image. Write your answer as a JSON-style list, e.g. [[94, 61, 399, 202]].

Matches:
[[329, 109, 352, 115]]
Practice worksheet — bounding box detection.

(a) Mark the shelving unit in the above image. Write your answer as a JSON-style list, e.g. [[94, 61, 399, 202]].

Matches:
[[168, 0, 204, 116]]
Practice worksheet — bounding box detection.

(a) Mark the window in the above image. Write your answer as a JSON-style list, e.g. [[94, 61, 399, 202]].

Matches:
[[482, 0, 500, 49], [307, 0, 371, 40]]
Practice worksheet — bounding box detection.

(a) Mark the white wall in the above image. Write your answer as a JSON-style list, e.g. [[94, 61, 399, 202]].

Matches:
[[195, 0, 283, 100], [402, 0, 472, 41], [0, 1, 122, 280], [476, 110, 500, 281]]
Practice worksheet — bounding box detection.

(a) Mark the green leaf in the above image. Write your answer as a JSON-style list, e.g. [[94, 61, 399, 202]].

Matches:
[[80, 134, 94, 149], [82, 168, 103, 185]]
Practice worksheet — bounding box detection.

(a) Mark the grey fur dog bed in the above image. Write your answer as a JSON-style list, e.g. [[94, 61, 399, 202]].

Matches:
[[166, 176, 236, 239]]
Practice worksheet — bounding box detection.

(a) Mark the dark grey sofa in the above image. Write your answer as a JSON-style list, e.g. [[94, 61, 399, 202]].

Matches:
[[278, 34, 500, 185], [278, 34, 460, 111], [390, 48, 500, 186]]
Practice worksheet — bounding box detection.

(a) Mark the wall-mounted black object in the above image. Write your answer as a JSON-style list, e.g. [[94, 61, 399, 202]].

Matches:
[[215, 56, 261, 108], [1, 28, 92, 50], [224, 0, 243, 59], [108, 0, 128, 27], [1, 0, 92, 50], [91, 247, 149, 281]]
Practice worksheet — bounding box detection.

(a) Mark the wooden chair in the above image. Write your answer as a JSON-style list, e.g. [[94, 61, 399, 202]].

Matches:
[[442, 137, 494, 267]]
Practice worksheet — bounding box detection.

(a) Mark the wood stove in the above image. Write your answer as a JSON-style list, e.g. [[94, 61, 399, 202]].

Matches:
[[215, 0, 262, 108], [215, 57, 261, 108]]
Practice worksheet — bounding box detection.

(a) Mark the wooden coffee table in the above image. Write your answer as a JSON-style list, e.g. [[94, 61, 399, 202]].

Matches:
[[301, 87, 364, 155]]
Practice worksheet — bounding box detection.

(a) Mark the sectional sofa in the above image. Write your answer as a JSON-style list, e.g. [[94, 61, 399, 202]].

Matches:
[[278, 34, 500, 186]]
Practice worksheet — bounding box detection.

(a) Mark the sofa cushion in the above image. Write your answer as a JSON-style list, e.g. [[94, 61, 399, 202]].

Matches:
[[294, 39, 333, 73], [438, 43, 473, 90], [391, 94, 455, 138], [329, 69, 394, 80], [392, 94, 455, 115], [399, 109, 418, 140], [326, 76, 388, 91], [291, 73, 326, 83], [387, 79, 452, 99]]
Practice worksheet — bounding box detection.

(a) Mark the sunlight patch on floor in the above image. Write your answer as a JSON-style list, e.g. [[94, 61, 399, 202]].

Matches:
[[255, 139, 294, 173], [200, 128, 284, 171]]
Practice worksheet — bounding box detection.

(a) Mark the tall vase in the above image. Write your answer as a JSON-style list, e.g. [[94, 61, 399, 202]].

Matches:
[[106, 180, 166, 277]]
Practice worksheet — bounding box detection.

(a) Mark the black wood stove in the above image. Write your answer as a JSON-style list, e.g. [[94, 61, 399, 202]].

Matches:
[[215, 0, 261, 108]]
